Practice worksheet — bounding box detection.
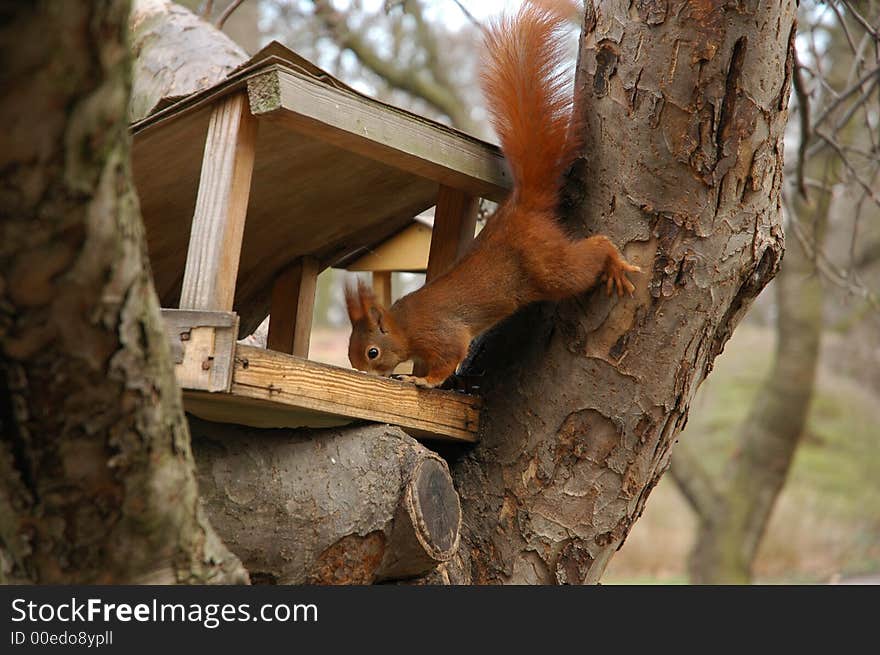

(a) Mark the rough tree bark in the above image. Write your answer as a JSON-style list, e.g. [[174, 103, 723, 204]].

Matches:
[[443, 0, 795, 584], [191, 419, 461, 584], [0, 1, 246, 584]]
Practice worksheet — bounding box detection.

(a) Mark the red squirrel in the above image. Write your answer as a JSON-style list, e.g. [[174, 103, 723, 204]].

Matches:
[[346, 2, 640, 388]]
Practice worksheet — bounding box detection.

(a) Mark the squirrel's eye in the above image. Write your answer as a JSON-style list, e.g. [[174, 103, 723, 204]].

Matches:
[[367, 347, 380, 360]]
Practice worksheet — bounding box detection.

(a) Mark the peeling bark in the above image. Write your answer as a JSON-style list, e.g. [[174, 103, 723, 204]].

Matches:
[[0, 0, 246, 584], [448, 0, 794, 584], [191, 419, 461, 584]]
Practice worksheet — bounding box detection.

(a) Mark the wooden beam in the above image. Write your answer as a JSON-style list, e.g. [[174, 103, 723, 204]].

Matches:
[[413, 186, 478, 378], [425, 185, 478, 282], [372, 271, 392, 309], [180, 92, 257, 311], [345, 222, 433, 273], [267, 257, 319, 357], [247, 68, 511, 202], [161, 309, 239, 392], [184, 345, 480, 442]]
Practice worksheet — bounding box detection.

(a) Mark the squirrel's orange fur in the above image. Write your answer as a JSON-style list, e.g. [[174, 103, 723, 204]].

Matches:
[[346, 2, 640, 388]]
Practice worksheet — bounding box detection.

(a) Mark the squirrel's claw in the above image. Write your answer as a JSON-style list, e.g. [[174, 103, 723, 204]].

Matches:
[[392, 374, 436, 388], [605, 261, 640, 297]]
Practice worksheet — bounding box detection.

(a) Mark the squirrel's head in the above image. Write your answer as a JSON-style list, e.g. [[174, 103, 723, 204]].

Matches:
[[345, 279, 407, 376]]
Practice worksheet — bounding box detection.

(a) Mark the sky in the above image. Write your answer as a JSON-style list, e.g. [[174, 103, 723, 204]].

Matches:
[[424, 0, 523, 27], [345, 0, 525, 31]]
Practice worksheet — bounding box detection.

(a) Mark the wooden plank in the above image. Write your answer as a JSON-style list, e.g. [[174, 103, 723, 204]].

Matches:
[[372, 271, 393, 309], [162, 309, 239, 392], [247, 68, 511, 201], [227, 345, 479, 442], [180, 92, 257, 311], [163, 309, 238, 330], [163, 309, 237, 363], [345, 222, 432, 272], [425, 185, 478, 282], [267, 257, 319, 357], [183, 390, 353, 430]]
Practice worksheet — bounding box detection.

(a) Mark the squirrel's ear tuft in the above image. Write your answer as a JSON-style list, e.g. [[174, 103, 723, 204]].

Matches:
[[356, 279, 392, 333], [358, 278, 377, 321], [345, 283, 363, 323], [369, 306, 389, 334], [350, 278, 390, 332]]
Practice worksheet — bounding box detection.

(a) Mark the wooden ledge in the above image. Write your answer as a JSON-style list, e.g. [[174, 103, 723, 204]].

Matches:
[[182, 345, 480, 443]]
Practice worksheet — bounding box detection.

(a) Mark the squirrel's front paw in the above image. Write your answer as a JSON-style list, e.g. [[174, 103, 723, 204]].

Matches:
[[604, 259, 641, 297], [392, 374, 436, 388]]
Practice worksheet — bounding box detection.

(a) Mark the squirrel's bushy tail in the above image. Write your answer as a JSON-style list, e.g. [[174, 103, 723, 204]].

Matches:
[[481, 1, 580, 211]]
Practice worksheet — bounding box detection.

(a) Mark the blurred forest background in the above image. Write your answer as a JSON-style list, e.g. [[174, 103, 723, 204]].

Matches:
[[184, 0, 879, 583]]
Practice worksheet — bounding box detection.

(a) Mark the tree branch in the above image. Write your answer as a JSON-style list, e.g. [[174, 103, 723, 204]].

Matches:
[[450, 0, 485, 32], [855, 246, 880, 270], [815, 129, 880, 204], [669, 444, 722, 521], [809, 63, 880, 132], [828, 0, 859, 54], [839, 0, 879, 39], [216, 0, 245, 30], [783, 194, 880, 309], [311, 0, 476, 132], [792, 50, 811, 199]]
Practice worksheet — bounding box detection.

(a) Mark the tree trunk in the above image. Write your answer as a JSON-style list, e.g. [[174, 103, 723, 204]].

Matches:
[[129, 0, 248, 122], [0, 0, 246, 584], [445, 0, 794, 584], [191, 419, 461, 584]]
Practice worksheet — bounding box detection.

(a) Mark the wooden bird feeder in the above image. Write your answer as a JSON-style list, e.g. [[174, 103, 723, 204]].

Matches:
[[132, 43, 511, 443]]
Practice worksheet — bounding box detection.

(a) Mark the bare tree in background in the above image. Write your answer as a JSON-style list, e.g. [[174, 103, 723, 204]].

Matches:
[[788, 0, 880, 304], [189, 0, 263, 52], [671, 0, 880, 584]]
